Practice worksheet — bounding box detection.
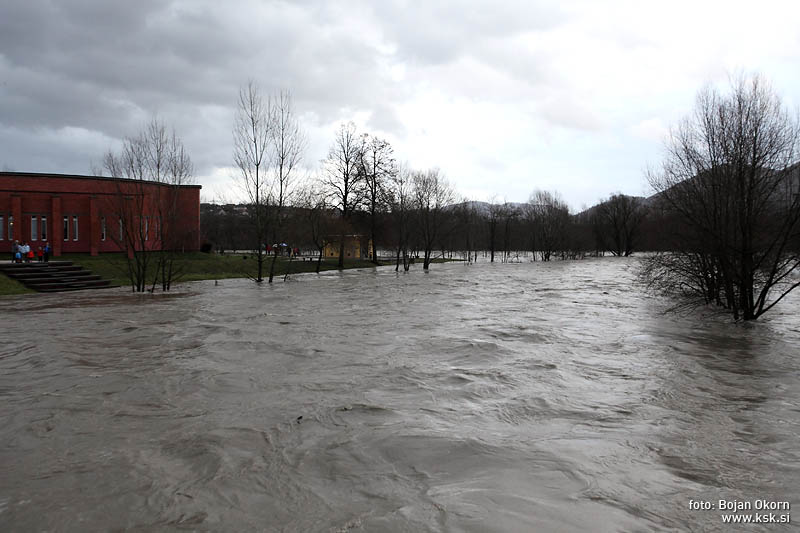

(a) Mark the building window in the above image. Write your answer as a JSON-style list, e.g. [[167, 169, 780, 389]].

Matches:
[[31, 216, 38, 241], [100, 217, 106, 241], [0, 215, 4, 240], [143, 216, 149, 241], [41, 216, 47, 241], [63, 216, 69, 241], [73, 216, 79, 241], [119, 218, 124, 241], [8, 216, 13, 240]]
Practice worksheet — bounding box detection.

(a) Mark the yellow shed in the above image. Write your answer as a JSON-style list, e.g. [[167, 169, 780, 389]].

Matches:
[[323, 235, 374, 259]]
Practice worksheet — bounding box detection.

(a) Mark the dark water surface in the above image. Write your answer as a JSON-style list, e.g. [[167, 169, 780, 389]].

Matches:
[[1, 258, 798, 532]]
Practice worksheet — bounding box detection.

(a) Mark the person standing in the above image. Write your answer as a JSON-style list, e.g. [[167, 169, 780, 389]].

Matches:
[[11, 240, 19, 262], [37, 246, 43, 262], [44, 243, 50, 263]]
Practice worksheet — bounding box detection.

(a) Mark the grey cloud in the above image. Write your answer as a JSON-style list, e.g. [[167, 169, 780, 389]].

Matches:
[[0, 0, 406, 177], [0, 0, 595, 191], [366, 102, 406, 136], [369, 0, 566, 65], [538, 97, 606, 131], [0, 124, 119, 175], [3, 0, 789, 208], [0, 0, 563, 144]]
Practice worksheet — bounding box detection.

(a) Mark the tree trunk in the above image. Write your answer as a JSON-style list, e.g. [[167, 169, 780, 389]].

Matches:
[[256, 249, 264, 283], [338, 233, 345, 268], [371, 209, 379, 265], [268, 250, 278, 283]]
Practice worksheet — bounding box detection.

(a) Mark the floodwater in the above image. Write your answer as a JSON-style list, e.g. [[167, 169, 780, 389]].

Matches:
[[1, 258, 798, 532]]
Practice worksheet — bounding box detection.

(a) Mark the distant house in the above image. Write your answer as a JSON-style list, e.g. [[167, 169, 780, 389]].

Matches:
[[0, 171, 201, 257], [323, 235, 373, 260]]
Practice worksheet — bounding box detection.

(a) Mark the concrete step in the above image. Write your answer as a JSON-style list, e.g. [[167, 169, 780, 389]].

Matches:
[[0, 260, 115, 293], [0, 261, 74, 270], [25, 275, 102, 286], [6, 267, 83, 274], [32, 279, 113, 290], [7, 269, 90, 280]]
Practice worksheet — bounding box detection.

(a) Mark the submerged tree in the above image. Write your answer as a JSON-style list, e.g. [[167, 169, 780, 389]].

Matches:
[[233, 81, 272, 282], [295, 184, 331, 273], [594, 194, 646, 257], [454, 199, 480, 263], [359, 135, 395, 265], [321, 122, 364, 268], [413, 168, 454, 270], [499, 202, 519, 262], [525, 190, 570, 261], [486, 198, 501, 263], [645, 74, 800, 320], [387, 164, 415, 271], [267, 90, 305, 282]]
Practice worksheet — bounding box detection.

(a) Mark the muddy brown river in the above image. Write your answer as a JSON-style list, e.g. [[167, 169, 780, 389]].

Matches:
[[1, 258, 798, 531]]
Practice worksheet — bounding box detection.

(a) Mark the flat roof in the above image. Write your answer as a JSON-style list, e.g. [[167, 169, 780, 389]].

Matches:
[[0, 171, 202, 189]]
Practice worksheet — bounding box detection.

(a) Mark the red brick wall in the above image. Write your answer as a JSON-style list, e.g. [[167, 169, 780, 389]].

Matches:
[[0, 172, 201, 256]]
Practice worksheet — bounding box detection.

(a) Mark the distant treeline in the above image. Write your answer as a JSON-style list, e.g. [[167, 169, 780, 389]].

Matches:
[[200, 190, 706, 261]]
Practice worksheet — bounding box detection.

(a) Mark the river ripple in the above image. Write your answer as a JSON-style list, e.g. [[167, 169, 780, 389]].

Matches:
[[1, 258, 798, 532]]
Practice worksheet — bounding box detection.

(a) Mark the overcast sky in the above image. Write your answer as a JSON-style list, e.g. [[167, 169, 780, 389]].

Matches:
[[2, 0, 799, 210]]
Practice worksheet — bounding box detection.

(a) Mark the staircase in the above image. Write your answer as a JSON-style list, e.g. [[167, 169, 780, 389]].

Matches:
[[0, 261, 117, 293]]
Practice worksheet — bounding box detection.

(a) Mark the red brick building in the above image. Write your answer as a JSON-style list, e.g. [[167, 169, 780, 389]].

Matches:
[[0, 172, 201, 257]]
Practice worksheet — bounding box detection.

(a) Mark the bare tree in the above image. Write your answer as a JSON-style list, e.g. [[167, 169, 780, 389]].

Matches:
[[486, 200, 519, 263], [153, 125, 194, 290], [521, 198, 537, 261], [453, 199, 479, 263], [594, 194, 646, 257], [295, 184, 331, 273], [103, 136, 150, 292], [321, 122, 364, 268], [500, 202, 519, 263], [525, 190, 570, 261], [386, 164, 415, 271], [267, 90, 305, 282], [413, 168, 454, 270], [359, 134, 395, 264], [233, 81, 274, 282], [487, 198, 501, 263], [102, 118, 194, 292], [645, 74, 800, 320]]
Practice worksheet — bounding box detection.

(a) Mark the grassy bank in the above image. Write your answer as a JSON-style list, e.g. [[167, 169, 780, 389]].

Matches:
[[0, 252, 460, 296], [0, 271, 35, 295], [0, 252, 383, 296], [60, 252, 382, 286]]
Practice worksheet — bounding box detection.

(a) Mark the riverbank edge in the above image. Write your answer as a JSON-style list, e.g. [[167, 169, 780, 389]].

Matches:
[[0, 253, 456, 297]]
